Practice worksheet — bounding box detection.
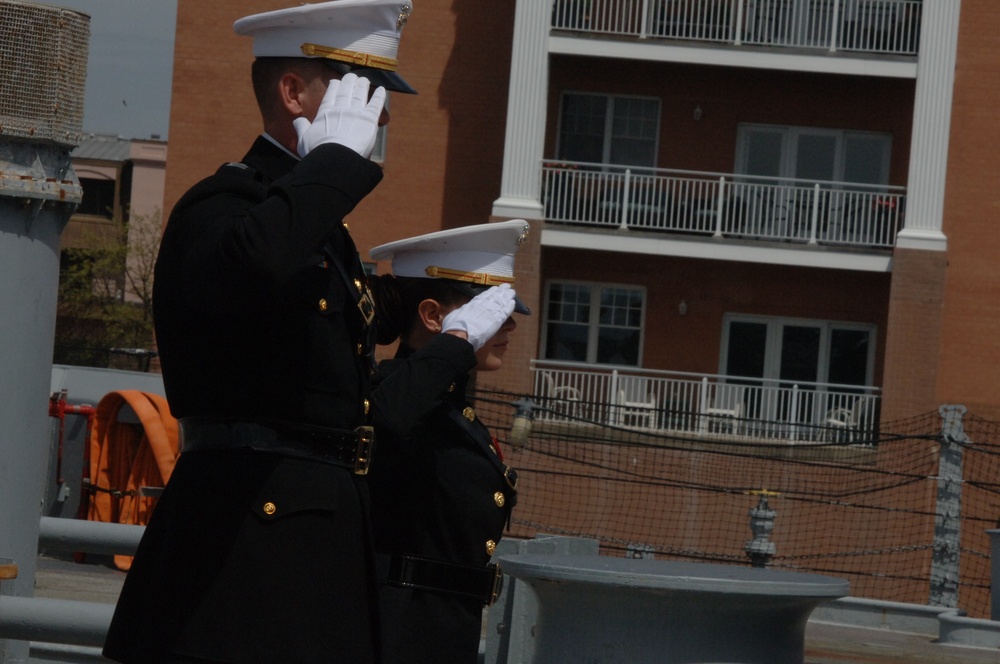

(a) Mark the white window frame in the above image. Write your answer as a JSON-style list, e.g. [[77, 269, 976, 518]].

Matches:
[[541, 280, 647, 367]]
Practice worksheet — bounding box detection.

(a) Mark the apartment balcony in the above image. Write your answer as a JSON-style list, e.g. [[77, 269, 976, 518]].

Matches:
[[532, 360, 881, 445], [542, 161, 905, 250], [551, 0, 922, 57]]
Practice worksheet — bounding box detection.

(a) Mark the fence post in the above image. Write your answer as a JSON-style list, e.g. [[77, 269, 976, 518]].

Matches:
[[930, 405, 967, 608], [829, 0, 841, 52], [808, 183, 820, 245], [733, 0, 744, 45], [784, 385, 798, 442], [619, 169, 631, 230], [698, 377, 709, 433], [609, 370, 621, 425], [713, 176, 726, 237]]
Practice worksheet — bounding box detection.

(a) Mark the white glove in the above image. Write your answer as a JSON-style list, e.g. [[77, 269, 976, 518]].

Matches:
[[442, 284, 517, 351], [292, 73, 386, 159]]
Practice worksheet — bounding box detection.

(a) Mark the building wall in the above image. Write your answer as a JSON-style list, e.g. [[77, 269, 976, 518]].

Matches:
[[546, 58, 916, 183], [168, 0, 516, 265], [129, 140, 169, 220], [540, 248, 891, 383], [933, 0, 1000, 419], [165, 1, 1000, 426]]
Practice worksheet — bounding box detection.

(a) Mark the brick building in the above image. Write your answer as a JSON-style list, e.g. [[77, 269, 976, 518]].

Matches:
[[164, 0, 999, 440]]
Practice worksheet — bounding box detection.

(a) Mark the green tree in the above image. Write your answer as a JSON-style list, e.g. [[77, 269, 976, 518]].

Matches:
[[54, 209, 161, 371]]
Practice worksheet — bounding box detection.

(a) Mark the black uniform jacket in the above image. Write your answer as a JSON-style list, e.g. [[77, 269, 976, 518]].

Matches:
[[368, 334, 518, 664], [103, 138, 384, 664]]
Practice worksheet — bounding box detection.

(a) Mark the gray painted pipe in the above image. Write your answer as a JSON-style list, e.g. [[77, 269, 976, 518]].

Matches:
[[37, 517, 143, 556], [0, 596, 112, 647]]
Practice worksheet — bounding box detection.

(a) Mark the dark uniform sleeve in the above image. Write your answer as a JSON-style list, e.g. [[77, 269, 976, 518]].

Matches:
[[371, 334, 477, 441], [163, 143, 382, 313]]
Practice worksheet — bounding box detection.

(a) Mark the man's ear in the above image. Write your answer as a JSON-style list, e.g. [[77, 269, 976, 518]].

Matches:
[[278, 72, 308, 116], [416, 299, 446, 333]]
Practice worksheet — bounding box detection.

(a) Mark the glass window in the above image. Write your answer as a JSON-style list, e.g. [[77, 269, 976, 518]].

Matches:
[[737, 124, 891, 186], [544, 281, 645, 366], [78, 177, 116, 219], [558, 93, 660, 168], [721, 314, 875, 388]]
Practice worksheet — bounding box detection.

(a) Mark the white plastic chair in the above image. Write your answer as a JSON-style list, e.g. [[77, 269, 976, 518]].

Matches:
[[615, 377, 658, 429]]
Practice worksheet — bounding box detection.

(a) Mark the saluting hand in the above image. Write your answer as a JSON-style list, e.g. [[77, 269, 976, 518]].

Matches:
[[442, 284, 517, 351], [293, 73, 386, 159]]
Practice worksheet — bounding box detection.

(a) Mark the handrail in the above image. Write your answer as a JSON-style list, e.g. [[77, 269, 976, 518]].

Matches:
[[541, 162, 906, 249], [0, 518, 143, 651], [551, 0, 922, 57], [531, 360, 881, 443]]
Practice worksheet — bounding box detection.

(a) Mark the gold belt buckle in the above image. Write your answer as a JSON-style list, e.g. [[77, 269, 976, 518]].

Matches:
[[353, 425, 374, 475], [487, 563, 504, 606]]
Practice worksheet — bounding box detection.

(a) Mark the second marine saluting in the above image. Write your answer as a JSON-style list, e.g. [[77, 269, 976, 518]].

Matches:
[[367, 220, 529, 663]]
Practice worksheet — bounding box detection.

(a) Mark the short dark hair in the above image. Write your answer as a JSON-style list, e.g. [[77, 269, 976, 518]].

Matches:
[[369, 274, 469, 345], [250, 57, 329, 117]]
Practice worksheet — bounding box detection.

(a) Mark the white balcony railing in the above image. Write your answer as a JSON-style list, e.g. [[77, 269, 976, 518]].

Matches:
[[532, 360, 881, 444], [542, 161, 905, 249], [552, 0, 921, 56]]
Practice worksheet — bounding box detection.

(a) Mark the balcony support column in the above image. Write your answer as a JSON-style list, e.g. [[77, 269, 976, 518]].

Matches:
[[897, 0, 962, 252], [492, 0, 549, 220]]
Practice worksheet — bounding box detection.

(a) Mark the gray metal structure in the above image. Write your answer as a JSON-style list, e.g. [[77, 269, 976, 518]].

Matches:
[[0, 2, 90, 662], [498, 553, 849, 664]]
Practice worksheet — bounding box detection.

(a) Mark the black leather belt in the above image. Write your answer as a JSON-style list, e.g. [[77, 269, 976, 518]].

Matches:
[[179, 418, 374, 475], [377, 553, 503, 606]]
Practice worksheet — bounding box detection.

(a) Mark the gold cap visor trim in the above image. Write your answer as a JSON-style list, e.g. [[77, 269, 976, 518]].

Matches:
[[300, 43, 399, 71], [425, 265, 515, 286]]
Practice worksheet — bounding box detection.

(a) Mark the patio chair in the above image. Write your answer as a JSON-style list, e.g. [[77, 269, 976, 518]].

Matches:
[[615, 376, 658, 429], [542, 374, 583, 419], [825, 399, 868, 443], [703, 388, 745, 434]]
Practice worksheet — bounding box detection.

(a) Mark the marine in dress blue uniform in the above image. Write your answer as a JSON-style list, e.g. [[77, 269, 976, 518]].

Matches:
[[102, 3, 415, 662], [366, 221, 529, 663]]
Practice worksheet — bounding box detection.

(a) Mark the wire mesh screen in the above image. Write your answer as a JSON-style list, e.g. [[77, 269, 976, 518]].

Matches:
[[471, 387, 1000, 620], [0, 0, 89, 145]]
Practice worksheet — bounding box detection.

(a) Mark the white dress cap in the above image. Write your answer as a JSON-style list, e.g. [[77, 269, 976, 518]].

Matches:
[[370, 220, 530, 286], [234, 0, 415, 93]]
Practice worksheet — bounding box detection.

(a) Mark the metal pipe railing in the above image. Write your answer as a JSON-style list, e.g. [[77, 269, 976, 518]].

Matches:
[[37, 516, 143, 556], [0, 518, 143, 652]]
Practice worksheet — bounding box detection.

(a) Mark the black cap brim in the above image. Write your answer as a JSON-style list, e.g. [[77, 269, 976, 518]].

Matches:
[[323, 60, 416, 94], [354, 67, 417, 94], [450, 282, 531, 316]]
